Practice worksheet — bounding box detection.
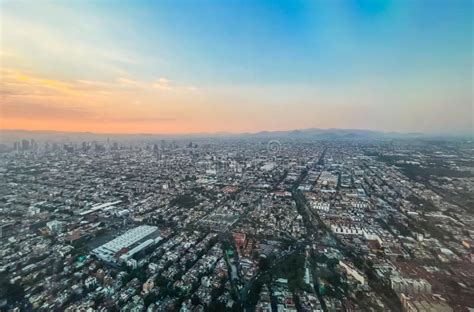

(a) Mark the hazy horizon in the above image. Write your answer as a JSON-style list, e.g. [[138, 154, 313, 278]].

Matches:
[[1, 0, 473, 134], [1, 127, 472, 140]]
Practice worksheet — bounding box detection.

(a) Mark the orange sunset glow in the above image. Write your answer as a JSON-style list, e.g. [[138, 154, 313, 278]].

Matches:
[[1, 0, 472, 135]]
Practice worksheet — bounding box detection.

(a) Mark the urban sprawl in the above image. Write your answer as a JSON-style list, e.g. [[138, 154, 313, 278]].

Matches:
[[1, 137, 473, 312]]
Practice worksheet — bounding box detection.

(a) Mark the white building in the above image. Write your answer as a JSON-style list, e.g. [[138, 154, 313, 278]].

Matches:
[[331, 225, 363, 236], [311, 202, 330, 212], [46, 220, 64, 234], [92, 225, 159, 263], [390, 277, 432, 295], [85, 276, 98, 288], [339, 261, 366, 285]]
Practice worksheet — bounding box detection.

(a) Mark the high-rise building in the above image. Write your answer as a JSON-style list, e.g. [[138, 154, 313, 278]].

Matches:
[[21, 139, 30, 151], [0, 222, 15, 238]]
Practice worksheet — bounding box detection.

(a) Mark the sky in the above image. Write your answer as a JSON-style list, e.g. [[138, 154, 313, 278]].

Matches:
[[0, 0, 472, 134]]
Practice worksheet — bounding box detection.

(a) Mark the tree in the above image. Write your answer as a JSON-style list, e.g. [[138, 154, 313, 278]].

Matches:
[[258, 256, 270, 271], [144, 292, 159, 307], [0, 281, 25, 303]]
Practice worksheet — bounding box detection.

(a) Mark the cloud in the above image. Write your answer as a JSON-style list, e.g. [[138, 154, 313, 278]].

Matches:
[[1, 68, 181, 127], [1, 100, 176, 124], [152, 78, 172, 90], [1, 68, 196, 100], [151, 77, 198, 92], [1, 101, 93, 120], [117, 77, 140, 86], [1, 69, 76, 95], [1, 9, 144, 79], [103, 117, 176, 123]]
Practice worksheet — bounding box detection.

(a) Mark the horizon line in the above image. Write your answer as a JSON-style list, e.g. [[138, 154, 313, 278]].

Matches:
[[1, 127, 471, 137]]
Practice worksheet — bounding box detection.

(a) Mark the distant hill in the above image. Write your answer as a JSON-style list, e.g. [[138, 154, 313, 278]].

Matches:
[[245, 128, 424, 140], [0, 127, 432, 143]]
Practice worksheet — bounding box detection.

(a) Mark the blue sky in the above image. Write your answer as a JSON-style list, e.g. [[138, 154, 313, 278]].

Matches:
[[1, 0, 472, 133], [80, 0, 472, 84]]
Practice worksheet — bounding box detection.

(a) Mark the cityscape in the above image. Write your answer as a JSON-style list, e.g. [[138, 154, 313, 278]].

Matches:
[[0, 132, 473, 311], [1, 0, 473, 311]]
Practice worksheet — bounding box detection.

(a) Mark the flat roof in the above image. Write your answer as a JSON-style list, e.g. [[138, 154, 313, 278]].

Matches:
[[92, 225, 158, 262]]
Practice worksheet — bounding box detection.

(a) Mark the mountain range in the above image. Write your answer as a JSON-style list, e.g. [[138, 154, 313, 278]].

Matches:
[[0, 128, 434, 143]]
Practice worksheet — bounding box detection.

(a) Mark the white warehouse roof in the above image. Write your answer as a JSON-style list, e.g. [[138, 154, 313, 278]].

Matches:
[[92, 225, 158, 263]]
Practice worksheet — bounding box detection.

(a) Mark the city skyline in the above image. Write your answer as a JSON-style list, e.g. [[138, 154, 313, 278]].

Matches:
[[1, 0, 473, 134]]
